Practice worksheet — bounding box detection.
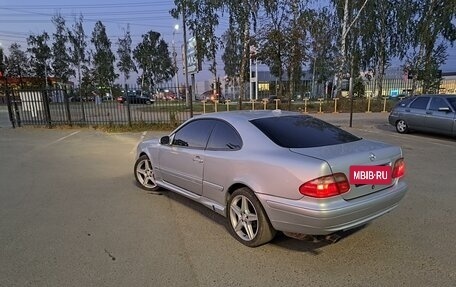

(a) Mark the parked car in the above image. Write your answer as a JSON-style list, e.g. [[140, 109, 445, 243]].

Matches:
[[117, 94, 154, 105], [266, 95, 289, 104], [134, 110, 408, 247], [154, 90, 177, 101], [199, 90, 225, 103], [388, 94, 456, 136]]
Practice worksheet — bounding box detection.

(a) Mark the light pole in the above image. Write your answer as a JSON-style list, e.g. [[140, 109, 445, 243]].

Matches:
[[172, 24, 180, 100], [182, 5, 193, 116]]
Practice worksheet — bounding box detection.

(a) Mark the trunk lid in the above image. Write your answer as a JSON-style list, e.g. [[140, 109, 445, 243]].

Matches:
[[290, 139, 402, 200]]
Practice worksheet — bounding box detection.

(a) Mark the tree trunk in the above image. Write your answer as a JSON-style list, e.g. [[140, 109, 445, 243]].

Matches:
[[239, 20, 249, 110]]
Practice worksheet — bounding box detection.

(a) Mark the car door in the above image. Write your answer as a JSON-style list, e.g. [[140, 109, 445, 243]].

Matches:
[[425, 97, 456, 136], [158, 119, 216, 195], [202, 120, 243, 204], [404, 96, 430, 131]]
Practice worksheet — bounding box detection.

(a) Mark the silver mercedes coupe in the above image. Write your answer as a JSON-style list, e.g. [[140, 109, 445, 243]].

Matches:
[[134, 110, 408, 247]]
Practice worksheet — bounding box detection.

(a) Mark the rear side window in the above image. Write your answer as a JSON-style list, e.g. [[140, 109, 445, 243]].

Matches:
[[250, 115, 361, 148], [429, 97, 449, 111], [447, 97, 456, 110], [409, 97, 430, 109], [396, 97, 414, 108], [206, 121, 242, 151]]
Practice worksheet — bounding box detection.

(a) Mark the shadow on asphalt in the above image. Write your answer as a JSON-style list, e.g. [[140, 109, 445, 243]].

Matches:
[[376, 124, 456, 142], [138, 182, 365, 253]]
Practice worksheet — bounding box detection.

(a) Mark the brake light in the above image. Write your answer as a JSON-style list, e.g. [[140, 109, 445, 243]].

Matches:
[[392, 158, 406, 179], [299, 173, 350, 198]]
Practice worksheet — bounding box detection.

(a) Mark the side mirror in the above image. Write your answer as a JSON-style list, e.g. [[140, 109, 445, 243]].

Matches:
[[160, 136, 170, 145], [438, 107, 451, 113]]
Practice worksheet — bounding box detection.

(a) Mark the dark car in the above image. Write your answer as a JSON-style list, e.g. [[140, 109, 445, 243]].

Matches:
[[199, 90, 225, 103], [388, 94, 456, 136], [266, 95, 289, 104], [117, 95, 154, 105]]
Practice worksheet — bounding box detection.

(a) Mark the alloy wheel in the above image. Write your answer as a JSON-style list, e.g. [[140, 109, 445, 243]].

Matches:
[[229, 195, 259, 241]]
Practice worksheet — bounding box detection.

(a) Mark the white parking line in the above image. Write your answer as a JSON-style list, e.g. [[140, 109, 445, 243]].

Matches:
[[358, 128, 455, 148], [130, 131, 147, 154], [48, 131, 80, 145]]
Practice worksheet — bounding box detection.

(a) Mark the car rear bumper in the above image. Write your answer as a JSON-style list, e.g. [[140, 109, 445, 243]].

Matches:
[[257, 181, 407, 235], [388, 114, 399, 126]]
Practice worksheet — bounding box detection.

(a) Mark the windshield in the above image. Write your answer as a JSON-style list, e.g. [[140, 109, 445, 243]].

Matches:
[[250, 115, 361, 148]]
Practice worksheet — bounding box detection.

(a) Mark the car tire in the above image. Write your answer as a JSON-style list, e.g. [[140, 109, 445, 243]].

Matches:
[[134, 155, 160, 191], [146, 100, 152, 105], [227, 187, 276, 247], [396, 119, 409, 134]]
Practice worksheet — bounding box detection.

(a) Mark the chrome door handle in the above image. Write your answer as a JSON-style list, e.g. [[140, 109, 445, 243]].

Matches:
[[193, 156, 203, 163]]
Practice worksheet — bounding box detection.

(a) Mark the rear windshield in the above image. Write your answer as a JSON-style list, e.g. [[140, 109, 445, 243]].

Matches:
[[250, 115, 361, 148]]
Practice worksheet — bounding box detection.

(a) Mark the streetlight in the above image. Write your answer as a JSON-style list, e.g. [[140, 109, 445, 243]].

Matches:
[[172, 24, 180, 100]]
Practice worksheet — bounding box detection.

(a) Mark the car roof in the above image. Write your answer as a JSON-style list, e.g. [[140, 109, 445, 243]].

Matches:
[[194, 110, 302, 123], [415, 94, 456, 98]]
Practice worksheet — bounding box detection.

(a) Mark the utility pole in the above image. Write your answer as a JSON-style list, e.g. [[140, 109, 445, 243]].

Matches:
[[337, 0, 369, 127], [172, 24, 180, 100], [182, 1, 193, 117]]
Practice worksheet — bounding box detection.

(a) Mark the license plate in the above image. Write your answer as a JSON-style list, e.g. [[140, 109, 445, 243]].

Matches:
[[349, 165, 392, 185]]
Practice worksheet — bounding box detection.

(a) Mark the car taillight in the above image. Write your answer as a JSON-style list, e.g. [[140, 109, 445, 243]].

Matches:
[[392, 158, 406, 179], [299, 173, 350, 198]]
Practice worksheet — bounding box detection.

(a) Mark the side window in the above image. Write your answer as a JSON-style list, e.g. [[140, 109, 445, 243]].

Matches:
[[409, 97, 430, 110], [429, 97, 449, 111], [172, 119, 215, 149], [206, 121, 242, 151], [447, 98, 456, 110], [398, 97, 414, 107]]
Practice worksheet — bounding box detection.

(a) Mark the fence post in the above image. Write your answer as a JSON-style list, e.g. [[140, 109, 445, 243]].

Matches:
[[4, 78, 16, 128], [125, 84, 132, 127], [80, 87, 86, 124], [42, 87, 52, 128], [202, 100, 207, 114], [303, 98, 308, 114], [226, 99, 230, 111], [333, 98, 339, 113], [214, 100, 218, 112], [382, 97, 388, 113], [262, 99, 268, 110], [366, 95, 372, 113], [64, 89, 72, 126], [274, 99, 280, 110], [318, 98, 323, 113], [250, 99, 256, 110]]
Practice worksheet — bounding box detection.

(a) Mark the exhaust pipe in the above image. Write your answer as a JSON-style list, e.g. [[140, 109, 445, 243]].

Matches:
[[283, 232, 341, 244]]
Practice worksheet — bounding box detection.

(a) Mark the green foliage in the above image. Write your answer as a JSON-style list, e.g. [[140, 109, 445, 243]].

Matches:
[[0, 47, 5, 76], [117, 25, 136, 83], [308, 7, 337, 85], [68, 14, 88, 87], [133, 31, 174, 90], [6, 43, 30, 77], [51, 13, 74, 83], [405, 0, 456, 93], [27, 32, 52, 79], [91, 21, 117, 92]]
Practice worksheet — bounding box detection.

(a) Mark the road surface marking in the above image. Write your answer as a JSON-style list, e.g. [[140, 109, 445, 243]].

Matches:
[[130, 131, 147, 154]]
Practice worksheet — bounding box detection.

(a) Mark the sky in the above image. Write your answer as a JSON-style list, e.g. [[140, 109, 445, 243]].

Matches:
[[0, 0, 230, 83], [1, 0, 455, 85]]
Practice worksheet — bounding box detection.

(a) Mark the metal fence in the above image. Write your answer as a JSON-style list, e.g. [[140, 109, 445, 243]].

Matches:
[[2, 79, 456, 128], [3, 87, 190, 128]]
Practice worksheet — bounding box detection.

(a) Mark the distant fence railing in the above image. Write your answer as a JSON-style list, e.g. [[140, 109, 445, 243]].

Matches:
[[3, 87, 190, 128], [3, 80, 456, 128]]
